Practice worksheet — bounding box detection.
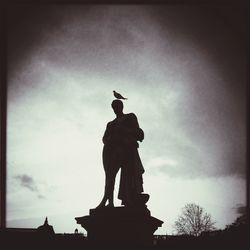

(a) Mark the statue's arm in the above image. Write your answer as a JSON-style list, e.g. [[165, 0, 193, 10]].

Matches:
[[129, 113, 144, 142], [102, 123, 112, 144]]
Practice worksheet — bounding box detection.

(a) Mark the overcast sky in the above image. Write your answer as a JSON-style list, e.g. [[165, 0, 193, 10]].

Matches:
[[6, 4, 246, 234]]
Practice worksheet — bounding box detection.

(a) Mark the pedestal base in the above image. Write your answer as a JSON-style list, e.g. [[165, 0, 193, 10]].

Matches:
[[75, 206, 163, 246]]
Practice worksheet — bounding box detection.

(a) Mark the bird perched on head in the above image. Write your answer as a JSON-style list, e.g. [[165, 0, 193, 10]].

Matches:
[[113, 90, 128, 100]]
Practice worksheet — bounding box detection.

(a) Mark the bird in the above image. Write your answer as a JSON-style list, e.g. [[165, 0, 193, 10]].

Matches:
[[113, 90, 128, 100]]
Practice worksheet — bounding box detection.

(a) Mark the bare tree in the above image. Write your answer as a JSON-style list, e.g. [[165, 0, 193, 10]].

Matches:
[[174, 203, 216, 236]]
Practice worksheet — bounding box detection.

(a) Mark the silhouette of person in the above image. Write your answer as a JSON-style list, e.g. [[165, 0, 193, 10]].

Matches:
[[96, 99, 145, 208]]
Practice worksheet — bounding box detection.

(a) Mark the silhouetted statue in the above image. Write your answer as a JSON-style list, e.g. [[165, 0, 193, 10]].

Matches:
[[96, 99, 148, 208]]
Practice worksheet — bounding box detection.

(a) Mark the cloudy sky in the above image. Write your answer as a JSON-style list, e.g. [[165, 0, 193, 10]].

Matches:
[[6, 4, 246, 234]]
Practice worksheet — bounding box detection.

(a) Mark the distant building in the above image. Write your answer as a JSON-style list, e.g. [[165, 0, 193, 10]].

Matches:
[[37, 217, 55, 235]]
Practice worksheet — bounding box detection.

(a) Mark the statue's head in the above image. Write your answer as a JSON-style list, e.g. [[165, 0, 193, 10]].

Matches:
[[111, 99, 123, 115]]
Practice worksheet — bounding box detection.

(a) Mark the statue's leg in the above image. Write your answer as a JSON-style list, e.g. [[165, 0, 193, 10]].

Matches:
[[105, 175, 116, 207], [96, 165, 120, 208], [96, 146, 121, 208], [96, 172, 114, 208], [118, 147, 139, 206]]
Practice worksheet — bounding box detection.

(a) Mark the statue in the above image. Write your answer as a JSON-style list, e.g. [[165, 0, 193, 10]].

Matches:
[[96, 99, 149, 208], [76, 96, 163, 244]]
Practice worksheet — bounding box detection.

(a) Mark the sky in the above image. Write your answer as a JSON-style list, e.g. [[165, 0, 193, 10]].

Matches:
[[6, 4, 246, 234]]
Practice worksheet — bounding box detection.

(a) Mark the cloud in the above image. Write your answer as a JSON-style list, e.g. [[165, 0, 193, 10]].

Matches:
[[14, 174, 44, 199], [233, 204, 246, 216], [15, 174, 36, 191], [8, 5, 245, 181]]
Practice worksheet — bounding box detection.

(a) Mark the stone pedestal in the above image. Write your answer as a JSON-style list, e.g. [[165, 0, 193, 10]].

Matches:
[[75, 206, 163, 246]]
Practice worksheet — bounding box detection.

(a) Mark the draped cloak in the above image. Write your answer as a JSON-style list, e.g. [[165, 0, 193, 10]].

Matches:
[[102, 113, 144, 205]]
